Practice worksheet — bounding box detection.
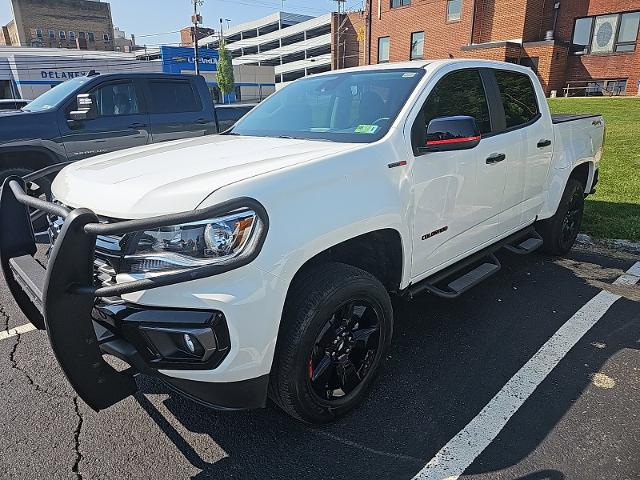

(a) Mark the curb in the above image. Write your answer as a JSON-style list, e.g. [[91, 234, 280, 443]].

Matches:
[[577, 233, 640, 255]]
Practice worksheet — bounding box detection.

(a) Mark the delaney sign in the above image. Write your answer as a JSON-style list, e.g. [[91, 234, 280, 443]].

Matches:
[[161, 46, 219, 74], [41, 70, 88, 80]]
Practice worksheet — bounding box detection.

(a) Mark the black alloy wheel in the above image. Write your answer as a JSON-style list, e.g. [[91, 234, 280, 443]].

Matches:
[[308, 299, 381, 402], [537, 178, 585, 256], [560, 188, 583, 250]]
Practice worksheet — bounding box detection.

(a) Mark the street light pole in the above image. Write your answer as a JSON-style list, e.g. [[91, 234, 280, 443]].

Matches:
[[192, 0, 204, 75], [333, 0, 346, 70]]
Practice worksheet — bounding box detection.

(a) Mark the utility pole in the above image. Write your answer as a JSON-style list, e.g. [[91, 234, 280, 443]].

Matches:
[[333, 0, 346, 69], [192, 0, 204, 75]]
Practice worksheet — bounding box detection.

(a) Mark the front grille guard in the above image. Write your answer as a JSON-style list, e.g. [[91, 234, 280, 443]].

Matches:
[[0, 165, 269, 411]]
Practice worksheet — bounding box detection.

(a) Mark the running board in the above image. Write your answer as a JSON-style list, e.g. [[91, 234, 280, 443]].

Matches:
[[410, 254, 501, 299], [406, 225, 537, 300], [504, 231, 543, 255]]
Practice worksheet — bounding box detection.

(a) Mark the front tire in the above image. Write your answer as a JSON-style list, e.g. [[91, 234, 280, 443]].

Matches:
[[537, 178, 585, 256], [269, 262, 393, 424]]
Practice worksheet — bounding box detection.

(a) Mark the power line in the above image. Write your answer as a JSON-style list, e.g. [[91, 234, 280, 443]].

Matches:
[[136, 30, 183, 38]]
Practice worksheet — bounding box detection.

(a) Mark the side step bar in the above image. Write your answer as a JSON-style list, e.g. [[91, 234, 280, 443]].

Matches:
[[504, 231, 543, 255], [407, 226, 540, 300], [414, 254, 501, 299]]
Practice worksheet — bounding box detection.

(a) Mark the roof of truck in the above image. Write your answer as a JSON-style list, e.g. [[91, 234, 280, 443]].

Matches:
[[320, 58, 536, 76]]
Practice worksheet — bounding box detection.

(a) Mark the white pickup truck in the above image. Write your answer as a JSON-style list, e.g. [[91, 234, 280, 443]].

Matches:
[[0, 59, 604, 424]]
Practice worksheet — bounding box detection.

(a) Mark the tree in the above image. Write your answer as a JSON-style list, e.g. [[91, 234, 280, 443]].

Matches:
[[216, 39, 235, 103]]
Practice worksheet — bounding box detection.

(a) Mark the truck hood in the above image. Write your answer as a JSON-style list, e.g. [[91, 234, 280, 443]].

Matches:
[[52, 134, 358, 218]]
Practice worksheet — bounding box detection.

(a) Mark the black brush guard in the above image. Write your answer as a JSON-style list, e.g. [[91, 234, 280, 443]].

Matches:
[[0, 166, 268, 411]]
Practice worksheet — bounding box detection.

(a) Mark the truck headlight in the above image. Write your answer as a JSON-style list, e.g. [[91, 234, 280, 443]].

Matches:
[[123, 210, 258, 273]]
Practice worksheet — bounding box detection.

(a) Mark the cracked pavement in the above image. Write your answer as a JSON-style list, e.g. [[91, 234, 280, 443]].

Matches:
[[0, 243, 638, 479]]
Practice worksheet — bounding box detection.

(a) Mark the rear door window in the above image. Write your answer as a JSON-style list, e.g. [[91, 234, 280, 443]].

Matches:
[[147, 80, 202, 114], [494, 70, 539, 129]]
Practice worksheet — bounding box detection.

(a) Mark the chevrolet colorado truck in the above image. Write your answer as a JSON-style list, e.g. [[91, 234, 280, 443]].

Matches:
[[0, 60, 604, 424]]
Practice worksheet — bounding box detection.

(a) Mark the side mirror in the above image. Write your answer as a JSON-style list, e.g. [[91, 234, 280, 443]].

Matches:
[[419, 115, 481, 153], [69, 93, 97, 122]]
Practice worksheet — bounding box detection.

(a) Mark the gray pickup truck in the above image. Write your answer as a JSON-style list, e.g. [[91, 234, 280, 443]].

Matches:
[[0, 72, 253, 193]]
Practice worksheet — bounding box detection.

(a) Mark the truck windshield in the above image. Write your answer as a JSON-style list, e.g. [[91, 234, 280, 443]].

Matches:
[[23, 77, 92, 112], [229, 68, 426, 143]]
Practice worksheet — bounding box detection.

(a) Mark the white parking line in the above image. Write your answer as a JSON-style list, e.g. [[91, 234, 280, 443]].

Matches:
[[0, 323, 37, 341], [413, 261, 640, 480]]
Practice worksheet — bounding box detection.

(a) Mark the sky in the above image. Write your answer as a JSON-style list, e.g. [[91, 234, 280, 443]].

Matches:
[[0, 0, 362, 46]]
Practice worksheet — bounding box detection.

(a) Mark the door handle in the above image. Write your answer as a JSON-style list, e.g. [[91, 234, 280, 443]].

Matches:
[[537, 139, 552, 148], [128, 122, 147, 129], [195, 118, 209, 124], [486, 153, 506, 164]]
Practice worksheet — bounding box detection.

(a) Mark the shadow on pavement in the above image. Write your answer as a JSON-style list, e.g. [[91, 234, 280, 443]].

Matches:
[[133, 248, 637, 479]]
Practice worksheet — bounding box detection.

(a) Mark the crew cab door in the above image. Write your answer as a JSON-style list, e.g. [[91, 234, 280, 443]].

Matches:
[[60, 79, 151, 161], [490, 68, 553, 230], [409, 68, 507, 279], [143, 78, 217, 142]]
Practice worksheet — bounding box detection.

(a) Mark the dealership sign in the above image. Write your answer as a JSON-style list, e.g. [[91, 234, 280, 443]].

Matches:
[[41, 70, 88, 80], [161, 46, 219, 74]]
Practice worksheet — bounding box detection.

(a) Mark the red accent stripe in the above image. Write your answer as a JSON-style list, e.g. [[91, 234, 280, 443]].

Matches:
[[426, 135, 481, 146]]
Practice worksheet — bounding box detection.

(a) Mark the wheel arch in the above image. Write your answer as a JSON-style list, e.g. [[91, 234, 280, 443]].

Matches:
[[283, 229, 404, 301], [540, 160, 594, 220], [0, 147, 60, 173], [568, 161, 594, 195]]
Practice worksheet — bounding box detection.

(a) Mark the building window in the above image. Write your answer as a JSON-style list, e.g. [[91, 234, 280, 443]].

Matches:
[[617, 12, 640, 52], [585, 79, 627, 96], [447, 0, 462, 22], [378, 36, 390, 63], [103, 33, 110, 42], [571, 17, 593, 54], [68, 31, 76, 40], [391, 0, 410, 7], [410, 31, 424, 60], [35, 28, 43, 38], [78, 31, 85, 40], [88, 32, 95, 42], [48, 30, 55, 39], [59, 31, 66, 40], [572, 11, 640, 54]]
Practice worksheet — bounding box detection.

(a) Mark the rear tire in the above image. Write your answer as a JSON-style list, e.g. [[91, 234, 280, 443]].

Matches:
[[269, 262, 393, 424], [537, 178, 585, 256]]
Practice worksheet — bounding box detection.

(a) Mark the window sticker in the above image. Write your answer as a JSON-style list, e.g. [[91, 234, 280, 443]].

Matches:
[[402, 72, 418, 78], [354, 124, 380, 134]]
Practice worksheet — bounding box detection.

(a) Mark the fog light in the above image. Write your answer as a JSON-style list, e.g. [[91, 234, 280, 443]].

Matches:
[[183, 333, 196, 354]]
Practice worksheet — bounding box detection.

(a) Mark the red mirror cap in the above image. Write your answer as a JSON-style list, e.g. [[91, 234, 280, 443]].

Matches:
[[425, 135, 481, 146]]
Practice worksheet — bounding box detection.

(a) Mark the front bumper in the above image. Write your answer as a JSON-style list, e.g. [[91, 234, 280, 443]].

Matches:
[[0, 168, 269, 411]]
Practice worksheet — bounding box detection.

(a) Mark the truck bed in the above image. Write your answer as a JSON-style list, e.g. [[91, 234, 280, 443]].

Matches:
[[551, 114, 601, 124]]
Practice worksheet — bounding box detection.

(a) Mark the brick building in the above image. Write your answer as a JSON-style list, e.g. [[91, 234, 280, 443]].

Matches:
[[358, 0, 640, 96], [180, 26, 216, 47], [0, 0, 115, 51]]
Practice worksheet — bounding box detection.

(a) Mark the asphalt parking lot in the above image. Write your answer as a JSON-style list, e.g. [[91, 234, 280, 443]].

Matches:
[[1, 243, 638, 480]]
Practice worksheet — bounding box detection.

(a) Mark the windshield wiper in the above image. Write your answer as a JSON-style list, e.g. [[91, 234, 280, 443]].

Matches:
[[276, 135, 336, 143]]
